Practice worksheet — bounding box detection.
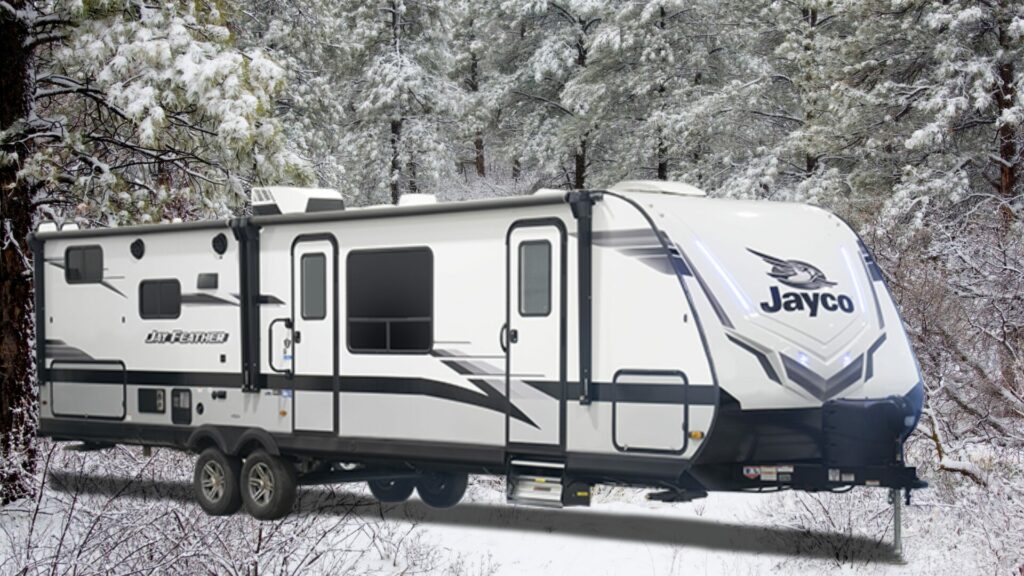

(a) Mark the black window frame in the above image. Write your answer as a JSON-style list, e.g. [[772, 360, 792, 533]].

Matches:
[[300, 252, 328, 321], [65, 245, 104, 284], [346, 246, 433, 355], [518, 240, 552, 317], [139, 279, 182, 320]]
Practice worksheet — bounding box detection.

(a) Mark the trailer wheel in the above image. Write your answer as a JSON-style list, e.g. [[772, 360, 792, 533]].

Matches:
[[416, 472, 468, 508], [367, 478, 416, 503], [240, 451, 297, 520], [193, 448, 242, 516]]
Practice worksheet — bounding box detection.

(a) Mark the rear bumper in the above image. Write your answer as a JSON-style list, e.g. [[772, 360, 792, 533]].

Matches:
[[691, 382, 926, 491]]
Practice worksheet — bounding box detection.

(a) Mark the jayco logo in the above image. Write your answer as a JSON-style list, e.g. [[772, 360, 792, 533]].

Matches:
[[748, 249, 854, 317]]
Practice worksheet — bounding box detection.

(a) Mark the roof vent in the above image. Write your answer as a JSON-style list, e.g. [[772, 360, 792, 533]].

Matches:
[[251, 186, 345, 215], [397, 194, 437, 207], [37, 221, 59, 233], [609, 180, 706, 197]]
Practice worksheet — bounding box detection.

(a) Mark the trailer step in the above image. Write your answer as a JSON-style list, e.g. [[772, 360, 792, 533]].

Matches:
[[507, 459, 591, 508]]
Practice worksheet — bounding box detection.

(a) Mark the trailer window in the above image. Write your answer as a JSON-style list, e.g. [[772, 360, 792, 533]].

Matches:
[[301, 253, 327, 320], [347, 247, 432, 353], [519, 241, 551, 317], [65, 246, 103, 284], [139, 279, 181, 319]]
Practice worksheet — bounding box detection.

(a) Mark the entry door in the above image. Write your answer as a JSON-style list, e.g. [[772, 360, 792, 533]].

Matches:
[[507, 223, 564, 447], [292, 237, 338, 433]]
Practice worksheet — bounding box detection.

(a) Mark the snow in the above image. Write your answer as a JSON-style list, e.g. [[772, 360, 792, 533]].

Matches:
[[3, 442, 1020, 575]]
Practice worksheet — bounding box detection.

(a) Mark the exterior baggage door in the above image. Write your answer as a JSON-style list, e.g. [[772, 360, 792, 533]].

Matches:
[[506, 221, 565, 449], [291, 236, 338, 433]]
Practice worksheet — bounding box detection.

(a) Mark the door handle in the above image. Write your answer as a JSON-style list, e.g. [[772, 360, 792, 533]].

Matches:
[[500, 323, 508, 352], [268, 317, 294, 377], [509, 328, 518, 344]]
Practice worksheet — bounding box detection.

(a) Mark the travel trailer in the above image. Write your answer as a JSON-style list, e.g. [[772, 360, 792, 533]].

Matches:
[[33, 181, 926, 521]]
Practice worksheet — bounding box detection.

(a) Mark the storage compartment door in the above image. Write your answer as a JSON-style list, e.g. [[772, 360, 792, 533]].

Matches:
[[49, 360, 126, 420], [613, 370, 688, 454]]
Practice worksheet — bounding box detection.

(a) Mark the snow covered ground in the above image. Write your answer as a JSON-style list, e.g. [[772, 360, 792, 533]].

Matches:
[[0, 442, 1012, 575]]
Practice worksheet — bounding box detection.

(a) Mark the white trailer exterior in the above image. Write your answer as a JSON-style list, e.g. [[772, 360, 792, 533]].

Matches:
[[33, 182, 926, 518]]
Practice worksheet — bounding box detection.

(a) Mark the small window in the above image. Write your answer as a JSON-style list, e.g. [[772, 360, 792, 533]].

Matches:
[[519, 241, 551, 317], [301, 253, 327, 320], [65, 246, 103, 284], [139, 279, 181, 319], [347, 247, 432, 353]]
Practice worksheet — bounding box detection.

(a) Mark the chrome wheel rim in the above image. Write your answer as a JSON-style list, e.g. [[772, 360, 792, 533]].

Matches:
[[248, 462, 275, 506], [201, 461, 226, 502]]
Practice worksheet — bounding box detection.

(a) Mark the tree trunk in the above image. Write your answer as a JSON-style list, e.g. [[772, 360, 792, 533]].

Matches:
[[574, 136, 587, 189], [407, 159, 418, 195], [0, 0, 40, 505], [474, 134, 485, 177], [655, 9, 668, 181], [995, 58, 1018, 226], [995, 20, 1020, 395], [656, 133, 668, 180], [467, 42, 485, 178], [389, 118, 402, 205]]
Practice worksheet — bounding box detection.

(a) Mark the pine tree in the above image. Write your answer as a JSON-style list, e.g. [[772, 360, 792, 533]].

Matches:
[[333, 0, 460, 204], [0, 0, 304, 503], [497, 0, 611, 189]]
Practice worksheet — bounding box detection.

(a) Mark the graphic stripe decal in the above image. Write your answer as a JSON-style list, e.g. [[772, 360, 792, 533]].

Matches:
[[726, 335, 781, 383], [46, 370, 717, 408], [524, 380, 718, 405], [180, 293, 239, 306], [45, 260, 127, 298], [864, 333, 887, 382], [468, 379, 536, 428], [781, 354, 864, 401], [576, 229, 694, 276], [45, 340, 95, 361]]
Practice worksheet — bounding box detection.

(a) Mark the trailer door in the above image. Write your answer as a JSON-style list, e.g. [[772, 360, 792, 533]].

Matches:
[[506, 222, 565, 449], [291, 236, 338, 433]]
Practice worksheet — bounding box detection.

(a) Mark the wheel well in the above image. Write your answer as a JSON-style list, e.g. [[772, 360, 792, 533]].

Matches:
[[192, 436, 219, 452], [237, 439, 266, 458], [233, 429, 280, 458], [187, 430, 225, 454]]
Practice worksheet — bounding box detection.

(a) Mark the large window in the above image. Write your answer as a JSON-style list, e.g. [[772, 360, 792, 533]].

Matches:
[[139, 279, 181, 319], [519, 241, 551, 317], [347, 247, 432, 353], [65, 246, 103, 284], [301, 253, 327, 320]]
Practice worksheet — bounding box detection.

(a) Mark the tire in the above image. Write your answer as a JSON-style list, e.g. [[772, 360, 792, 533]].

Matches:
[[240, 451, 297, 520], [368, 477, 416, 503], [416, 472, 468, 509], [193, 447, 243, 516]]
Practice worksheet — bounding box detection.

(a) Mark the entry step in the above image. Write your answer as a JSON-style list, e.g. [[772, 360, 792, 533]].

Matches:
[[506, 459, 590, 508]]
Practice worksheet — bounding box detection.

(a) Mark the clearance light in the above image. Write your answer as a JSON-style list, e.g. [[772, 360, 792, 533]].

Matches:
[[689, 430, 705, 440], [279, 410, 288, 417]]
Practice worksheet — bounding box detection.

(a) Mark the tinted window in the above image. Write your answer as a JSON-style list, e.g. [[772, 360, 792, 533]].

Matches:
[[347, 248, 432, 353], [139, 279, 181, 319], [65, 246, 103, 284], [519, 241, 551, 316], [301, 253, 327, 320]]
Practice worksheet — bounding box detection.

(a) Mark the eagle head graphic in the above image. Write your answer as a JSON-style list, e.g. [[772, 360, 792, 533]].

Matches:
[[747, 249, 837, 290]]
